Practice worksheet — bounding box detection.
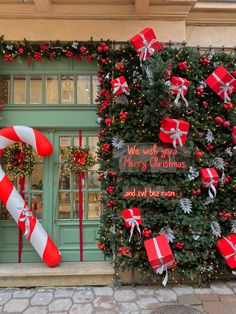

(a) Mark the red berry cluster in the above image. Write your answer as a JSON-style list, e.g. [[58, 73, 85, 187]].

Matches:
[[196, 86, 204, 97], [3, 54, 13, 62], [66, 50, 73, 58], [200, 55, 210, 66], [218, 211, 232, 219], [192, 189, 201, 196], [196, 150, 203, 158], [118, 247, 130, 255], [178, 61, 187, 71], [107, 200, 115, 207], [120, 111, 128, 122], [215, 116, 230, 128], [176, 242, 185, 249], [97, 42, 109, 53], [116, 62, 125, 72], [33, 52, 42, 61], [205, 143, 214, 152], [142, 228, 152, 238], [106, 186, 115, 194], [223, 102, 234, 111], [97, 241, 105, 250], [102, 143, 111, 152]]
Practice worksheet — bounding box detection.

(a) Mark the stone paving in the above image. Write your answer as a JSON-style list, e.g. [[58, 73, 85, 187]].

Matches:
[[0, 282, 236, 313]]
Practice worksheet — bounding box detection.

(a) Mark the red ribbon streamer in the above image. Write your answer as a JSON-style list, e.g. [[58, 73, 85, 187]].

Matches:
[[18, 176, 25, 263], [78, 130, 84, 262]]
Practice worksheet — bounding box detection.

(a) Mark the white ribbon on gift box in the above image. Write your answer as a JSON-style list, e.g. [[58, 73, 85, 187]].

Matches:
[[203, 168, 217, 199], [171, 78, 189, 107], [113, 77, 130, 95], [212, 72, 235, 103], [18, 206, 33, 238], [152, 237, 174, 286], [160, 119, 188, 148], [222, 237, 236, 261], [124, 208, 141, 242], [136, 32, 158, 64]]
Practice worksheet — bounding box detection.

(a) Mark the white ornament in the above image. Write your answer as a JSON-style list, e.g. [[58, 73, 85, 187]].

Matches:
[[188, 166, 199, 181], [112, 137, 125, 150], [231, 220, 236, 234], [145, 66, 154, 86], [6, 44, 13, 50], [206, 129, 214, 143], [204, 197, 214, 205], [211, 157, 225, 170], [160, 227, 175, 243], [72, 41, 79, 49], [192, 231, 201, 240], [97, 117, 102, 124], [211, 221, 221, 238], [180, 198, 192, 214]]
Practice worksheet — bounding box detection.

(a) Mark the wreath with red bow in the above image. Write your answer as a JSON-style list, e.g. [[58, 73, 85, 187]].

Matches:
[[2, 143, 35, 178], [65, 146, 95, 173]]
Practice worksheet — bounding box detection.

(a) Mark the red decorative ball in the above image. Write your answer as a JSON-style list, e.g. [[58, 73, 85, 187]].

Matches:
[[105, 118, 112, 126], [202, 101, 208, 107], [196, 86, 204, 96], [178, 61, 187, 71], [98, 241, 105, 250], [215, 116, 224, 125], [80, 46, 87, 53], [223, 121, 230, 128], [232, 70, 236, 78], [97, 46, 103, 53], [196, 150, 203, 158], [223, 102, 233, 111], [103, 45, 109, 52]]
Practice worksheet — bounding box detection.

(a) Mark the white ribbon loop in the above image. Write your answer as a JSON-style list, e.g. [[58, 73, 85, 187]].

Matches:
[[223, 237, 236, 261], [152, 237, 174, 286], [171, 78, 189, 107], [212, 72, 234, 103], [19, 206, 33, 238], [113, 77, 130, 95], [136, 32, 158, 65], [204, 168, 217, 199], [160, 119, 188, 148], [124, 208, 141, 242]]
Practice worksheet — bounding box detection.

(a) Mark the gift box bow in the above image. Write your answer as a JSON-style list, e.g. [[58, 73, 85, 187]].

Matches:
[[18, 206, 33, 238], [136, 32, 158, 63], [160, 119, 188, 148], [222, 237, 236, 261], [171, 78, 189, 107], [211, 71, 235, 102], [152, 237, 174, 286], [202, 168, 217, 199], [113, 77, 130, 95], [124, 208, 141, 242], [73, 151, 87, 165]]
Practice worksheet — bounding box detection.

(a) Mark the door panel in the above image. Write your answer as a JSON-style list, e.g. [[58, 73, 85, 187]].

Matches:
[[0, 130, 103, 263]]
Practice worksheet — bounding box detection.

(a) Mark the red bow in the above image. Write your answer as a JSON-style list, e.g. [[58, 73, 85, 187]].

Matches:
[[73, 151, 87, 165]]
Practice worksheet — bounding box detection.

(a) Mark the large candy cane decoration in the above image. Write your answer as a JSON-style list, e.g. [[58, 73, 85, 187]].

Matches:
[[0, 126, 61, 267]]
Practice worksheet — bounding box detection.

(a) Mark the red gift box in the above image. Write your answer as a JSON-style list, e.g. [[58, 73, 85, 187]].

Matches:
[[171, 76, 190, 97], [111, 76, 130, 96], [122, 207, 142, 229], [200, 168, 219, 199], [201, 168, 219, 188], [144, 234, 176, 285], [130, 28, 161, 61], [216, 234, 236, 269], [232, 126, 236, 144], [205, 65, 236, 102], [159, 118, 190, 148]]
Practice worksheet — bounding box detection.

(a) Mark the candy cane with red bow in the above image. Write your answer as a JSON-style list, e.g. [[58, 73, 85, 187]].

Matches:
[[0, 126, 61, 267]]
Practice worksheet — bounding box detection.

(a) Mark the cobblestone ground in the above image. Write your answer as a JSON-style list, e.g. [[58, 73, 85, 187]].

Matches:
[[0, 282, 236, 313]]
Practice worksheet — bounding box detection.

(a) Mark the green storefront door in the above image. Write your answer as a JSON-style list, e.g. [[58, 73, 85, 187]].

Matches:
[[0, 58, 103, 263]]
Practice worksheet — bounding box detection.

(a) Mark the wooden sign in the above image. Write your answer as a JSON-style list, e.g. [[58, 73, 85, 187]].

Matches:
[[114, 143, 192, 173]]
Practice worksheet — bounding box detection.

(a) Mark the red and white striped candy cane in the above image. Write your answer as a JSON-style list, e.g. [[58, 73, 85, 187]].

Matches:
[[0, 126, 61, 267]]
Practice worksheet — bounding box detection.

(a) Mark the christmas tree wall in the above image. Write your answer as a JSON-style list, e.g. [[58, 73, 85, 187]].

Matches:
[[97, 41, 236, 285]]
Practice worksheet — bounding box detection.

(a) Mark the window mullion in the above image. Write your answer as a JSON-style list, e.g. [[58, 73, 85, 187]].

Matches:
[[58, 74, 61, 104]]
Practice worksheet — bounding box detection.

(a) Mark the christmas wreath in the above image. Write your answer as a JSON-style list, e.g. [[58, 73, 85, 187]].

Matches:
[[2, 143, 35, 178], [65, 146, 95, 173]]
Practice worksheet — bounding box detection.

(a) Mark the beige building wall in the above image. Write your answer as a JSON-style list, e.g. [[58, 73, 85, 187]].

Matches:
[[0, 1, 235, 46]]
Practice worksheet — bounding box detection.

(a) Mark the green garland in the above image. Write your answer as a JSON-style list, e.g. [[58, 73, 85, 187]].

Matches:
[[2, 143, 35, 178], [64, 146, 95, 173], [96, 43, 236, 285]]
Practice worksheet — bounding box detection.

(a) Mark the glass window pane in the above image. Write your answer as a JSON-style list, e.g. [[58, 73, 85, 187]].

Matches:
[[88, 192, 100, 219], [92, 75, 98, 104], [59, 192, 70, 219], [88, 137, 98, 160], [46, 75, 58, 104], [73, 192, 86, 219], [88, 164, 99, 189], [59, 164, 70, 190], [30, 76, 42, 104], [77, 75, 90, 104], [31, 164, 43, 190], [31, 193, 43, 219], [60, 137, 71, 161], [0, 204, 13, 220], [0, 75, 10, 104], [73, 136, 86, 147], [14, 76, 26, 104], [61, 75, 74, 104]]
